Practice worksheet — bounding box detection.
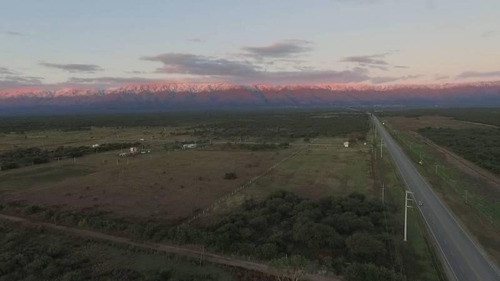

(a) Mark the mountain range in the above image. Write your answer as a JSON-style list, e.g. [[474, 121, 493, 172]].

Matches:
[[1, 81, 500, 114]]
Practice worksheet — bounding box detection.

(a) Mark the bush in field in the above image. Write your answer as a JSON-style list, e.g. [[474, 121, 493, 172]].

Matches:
[[223, 172, 237, 180]]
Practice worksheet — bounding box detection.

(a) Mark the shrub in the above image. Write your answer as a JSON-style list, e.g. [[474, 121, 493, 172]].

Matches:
[[223, 172, 237, 180]]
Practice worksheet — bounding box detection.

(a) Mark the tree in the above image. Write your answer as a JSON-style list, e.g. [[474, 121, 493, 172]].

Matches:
[[269, 255, 314, 281], [344, 263, 406, 281], [346, 233, 385, 264], [223, 172, 237, 180]]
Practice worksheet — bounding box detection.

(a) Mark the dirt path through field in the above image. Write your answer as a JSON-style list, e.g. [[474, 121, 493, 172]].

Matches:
[[0, 213, 340, 281]]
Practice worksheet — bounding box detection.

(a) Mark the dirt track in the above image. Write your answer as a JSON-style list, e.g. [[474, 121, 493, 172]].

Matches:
[[0, 213, 340, 281], [412, 132, 500, 188]]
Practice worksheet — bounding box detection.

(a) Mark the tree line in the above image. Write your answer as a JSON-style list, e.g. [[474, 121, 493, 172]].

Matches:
[[0, 142, 140, 171], [2, 191, 406, 281]]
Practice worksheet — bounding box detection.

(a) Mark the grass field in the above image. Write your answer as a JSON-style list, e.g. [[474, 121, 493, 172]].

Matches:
[[1, 148, 289, 224], [243, 144, 372, 199], [196, 138, 374, 223]]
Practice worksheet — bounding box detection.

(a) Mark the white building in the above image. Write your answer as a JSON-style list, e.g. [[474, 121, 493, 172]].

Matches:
[[130, 147, 138, 154], [343, 141, 349, 148], [91, 144, 100, 148], [182, 143, 197, 150]]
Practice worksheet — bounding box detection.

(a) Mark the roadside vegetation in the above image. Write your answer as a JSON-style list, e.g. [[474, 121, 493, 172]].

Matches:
[[419, 127, 500, 174], [379, 108, 500, 127], [370, 126, 445, 281], [380, 117, 500, 265]]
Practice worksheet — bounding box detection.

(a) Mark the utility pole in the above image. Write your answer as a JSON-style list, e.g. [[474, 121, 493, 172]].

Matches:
[[404, 191, 413, 242], [380, 139, 383, 158], [382, 183, 385, 204]]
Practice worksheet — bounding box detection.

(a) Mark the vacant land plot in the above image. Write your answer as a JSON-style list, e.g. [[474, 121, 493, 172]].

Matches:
[[245, 146, 372, 199], [385, 115, 492, 131], [0, 163, 96, 192], [1, 149, 291, 224], [203, 141, 374, 220]]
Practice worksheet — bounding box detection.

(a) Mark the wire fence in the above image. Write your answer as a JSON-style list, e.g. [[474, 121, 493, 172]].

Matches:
[[186, 144, 312, 224]]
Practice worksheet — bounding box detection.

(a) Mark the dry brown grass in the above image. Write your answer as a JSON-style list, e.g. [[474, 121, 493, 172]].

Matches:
[[2, 149, 288, 224]]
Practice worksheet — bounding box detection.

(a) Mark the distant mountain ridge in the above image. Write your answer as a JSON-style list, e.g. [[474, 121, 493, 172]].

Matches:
[[1, 81, 500, 114]]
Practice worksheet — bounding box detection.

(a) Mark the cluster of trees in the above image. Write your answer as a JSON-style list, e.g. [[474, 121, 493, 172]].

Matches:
[[0, 142, 140, 171], [190, 111, 369, 140], [2, 190, 406, 280], [419, 127, 500, 174], [203, 191, 403, 279], [0, 223, 256, 281], [0, 114, 181, 133], [0, 223, 99, 281], [1, 110, 367, 135], [380, 108, 500, 127]]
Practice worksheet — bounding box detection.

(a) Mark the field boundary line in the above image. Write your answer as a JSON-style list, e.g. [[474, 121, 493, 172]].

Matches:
[[187, 144, 312, 224]]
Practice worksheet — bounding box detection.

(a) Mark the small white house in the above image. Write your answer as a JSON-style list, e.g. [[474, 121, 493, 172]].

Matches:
[[182, 143, 197, 150], [343, 141, 349, 148], [130, 147, 138, 154], [91, 144, 100, 148]]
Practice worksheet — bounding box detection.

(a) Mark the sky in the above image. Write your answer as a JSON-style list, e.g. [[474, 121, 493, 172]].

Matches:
[[1, 0, 500, 90]]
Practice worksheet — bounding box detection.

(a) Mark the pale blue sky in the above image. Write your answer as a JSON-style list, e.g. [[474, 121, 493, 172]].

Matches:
[[1, 0, 500, 90]]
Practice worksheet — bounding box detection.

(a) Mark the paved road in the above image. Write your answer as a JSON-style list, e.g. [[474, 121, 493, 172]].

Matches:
[[373, 115, 500, 281]]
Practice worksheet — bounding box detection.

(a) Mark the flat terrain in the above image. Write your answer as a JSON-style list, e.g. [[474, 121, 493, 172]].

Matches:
[[243, 142, 372, 199], [1, 149, 288, 224], [0, 126, 188, 153], [385, 115, 494, 131], [0, 111, 444, 281], [195, 138, 375, 223]]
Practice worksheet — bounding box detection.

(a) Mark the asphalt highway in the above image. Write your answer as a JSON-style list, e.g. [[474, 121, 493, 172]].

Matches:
[[373, 115, 499, 281]]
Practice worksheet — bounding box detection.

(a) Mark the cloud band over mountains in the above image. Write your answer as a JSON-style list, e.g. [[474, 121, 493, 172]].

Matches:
[[39, 62, 103, 73]]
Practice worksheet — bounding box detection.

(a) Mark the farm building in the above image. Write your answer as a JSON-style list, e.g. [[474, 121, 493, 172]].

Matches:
[[343, 141, 349, 148], [91, 144, 100, 148], [119, 147, 139, 157]]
